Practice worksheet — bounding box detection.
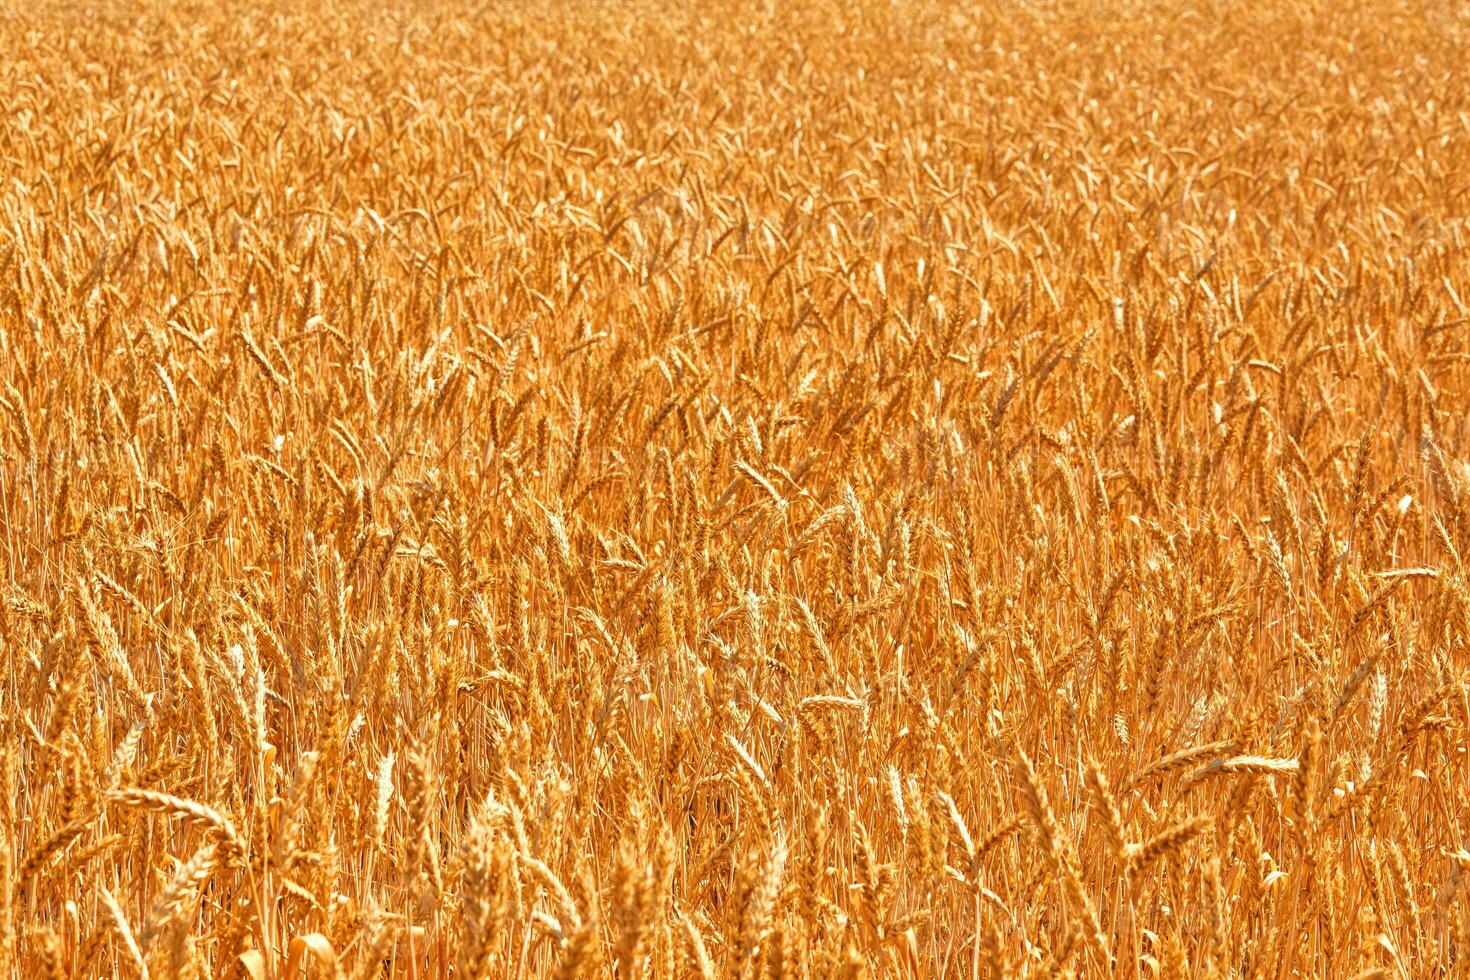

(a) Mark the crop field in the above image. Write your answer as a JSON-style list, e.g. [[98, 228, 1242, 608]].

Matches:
[[2, 0, 1469, 975]]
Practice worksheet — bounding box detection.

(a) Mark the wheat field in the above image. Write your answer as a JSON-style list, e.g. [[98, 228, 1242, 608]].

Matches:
[[2, 0, 1469, 975]]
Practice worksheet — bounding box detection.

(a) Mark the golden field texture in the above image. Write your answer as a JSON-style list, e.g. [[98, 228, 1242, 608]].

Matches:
[[3, 0, 1470, 975]]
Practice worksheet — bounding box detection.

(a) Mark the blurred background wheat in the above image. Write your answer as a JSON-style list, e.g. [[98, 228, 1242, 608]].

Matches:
[[2, 0, 1469, 975]]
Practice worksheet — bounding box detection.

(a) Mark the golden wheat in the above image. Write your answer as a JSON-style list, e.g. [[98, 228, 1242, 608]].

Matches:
[[2, 0, 1469, 975]]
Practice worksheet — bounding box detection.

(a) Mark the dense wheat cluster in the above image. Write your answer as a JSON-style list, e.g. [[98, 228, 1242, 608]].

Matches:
[[3, 0, 1470, 975]]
